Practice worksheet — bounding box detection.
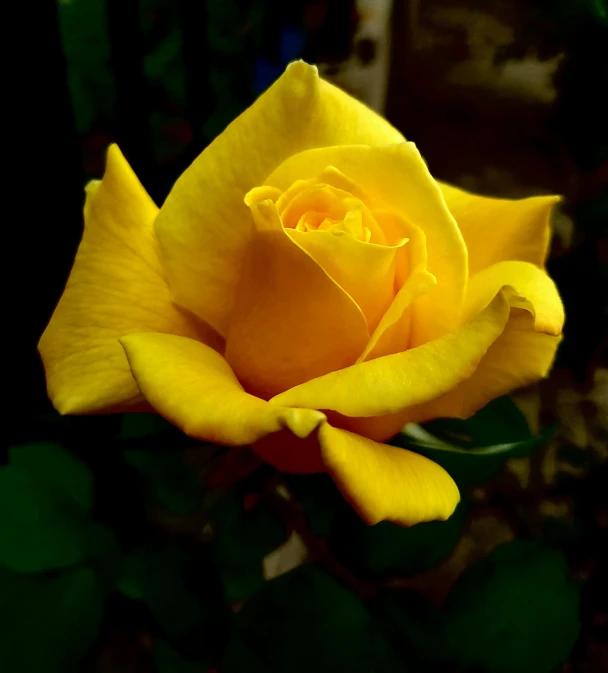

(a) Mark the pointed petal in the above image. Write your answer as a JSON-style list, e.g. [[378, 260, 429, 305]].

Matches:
[[225, 200, 369, 400], [120, 333, 326, 446], [463, 261, 564, 336], [319, 424, 460, 525], [270, 290, 511, 417], [266, 143, 468, 343], [405, 310, 561, 422], [440, 182, 560, 273], [38, 145, 204, 415], [154, 62, 404, 335]]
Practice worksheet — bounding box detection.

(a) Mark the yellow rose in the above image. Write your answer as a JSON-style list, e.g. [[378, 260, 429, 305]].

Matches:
[[39, 62, 564, 527]]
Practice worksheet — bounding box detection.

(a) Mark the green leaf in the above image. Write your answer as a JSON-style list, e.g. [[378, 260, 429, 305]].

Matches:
[[124, 448, 202, 514], [119, 543, 231, 662], [372, 589, 447, 667], [443, 540, 581, 673], [0, 442, 118, 571], [0, 468, 85, 572], [211, 490, 287, 599], [425, 396, 533, 446], [283, 473, 349, 536], [120, 412, 173, 439], [222, 564, 404, 673], [153, 639, 207, 673], [9, 442, 94, 512], [393, 397, 552, 487], [0, 565, 104, 673], [329, 502, 467, 578]]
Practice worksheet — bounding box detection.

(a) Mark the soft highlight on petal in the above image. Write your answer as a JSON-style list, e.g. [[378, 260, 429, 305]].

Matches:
[[287, 227, 407, 332], [154, 61, 404, 336], [403, 310, 561, 422], [440, 182, 560, 273], [120, 332, 326, 446], [225, 200, 370, 399], [38, 145, 203, 415], [463, 260, 564, 336], [318, 424, 460, 526], [266, 143, 468, 343], [270, 290, 511, 418]]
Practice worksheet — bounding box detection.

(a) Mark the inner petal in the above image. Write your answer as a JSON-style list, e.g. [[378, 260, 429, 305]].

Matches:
[[279, 183, 385, 244]]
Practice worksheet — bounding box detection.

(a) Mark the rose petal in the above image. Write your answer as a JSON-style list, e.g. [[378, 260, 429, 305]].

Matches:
[[154, 61, 404, 335], [287, 228, 407, 332], [439, 182, 560, 273], [463, 260, 564, 336], [265, 143, 468, 344], [270, 290, 511, 418], [120, 333, 326, 446], [403, 310, 561, 422], [38, 145, 204, 415], [401, 260, 564, 422], [224, 200, 369, 399], [318, 424, 460, 525]]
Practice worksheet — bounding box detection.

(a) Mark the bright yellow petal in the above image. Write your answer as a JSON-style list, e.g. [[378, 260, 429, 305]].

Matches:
[[120, 333, 326, 446], [38, 145, 204, 415], [319, 424, 460, 525], [225, 200, 369, 399], [357, 268, 437, 361], [356, 217, 433, 362], [265, 143, 468, 343], [404, 310, 561, 422], [154, 61, 404, 336], [463, 260, 564, 336], [440, 182, 560, 273], [287, 228, 407, 332], [271, 290, 511, 418]]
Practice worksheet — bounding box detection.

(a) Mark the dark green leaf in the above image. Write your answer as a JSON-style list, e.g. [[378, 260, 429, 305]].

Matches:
[[329, 502, 467, 577], [222, 564, 403, 673], [119, 543, 231, 662], [120, 413, 173, 439], [283, 473, 349, 536], [424, 396, 533, 446], [124, 449, 202, 514], [219, 562, 266, 602], [9, 442, 94, 512], [393, 397, 552, 487], [0, 443, 111, 573], [372, 589, 447, 667], [211, 490, 287, 599], [154, 639, 207, 673], [444, 540, 580, 673], [0, 565, 104, 673], [0, 467, 91, 572]]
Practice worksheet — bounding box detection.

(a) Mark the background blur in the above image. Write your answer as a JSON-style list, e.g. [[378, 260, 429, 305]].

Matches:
[[7, 0, 608, 671]]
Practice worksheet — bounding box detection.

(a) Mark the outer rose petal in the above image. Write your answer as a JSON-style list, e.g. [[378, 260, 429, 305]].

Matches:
[[265, 143, 468, 344], [154, 61, 404, 336], [463, 261, 564, 336], [318, 425, 460, 526], [120, 331, 459, 526], [270, 290, 511, 418], [225, 200, 369, 399], [38, 145, 204, 415], [439, 182, 560, 273], [400, 261, 564, 422], [403, 311, 561, 422], [120, 333, 326, 446]]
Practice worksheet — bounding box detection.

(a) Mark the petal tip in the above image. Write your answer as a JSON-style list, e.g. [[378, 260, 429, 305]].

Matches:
[[281, 408, 327, 439], [285, 59, 318, 79]]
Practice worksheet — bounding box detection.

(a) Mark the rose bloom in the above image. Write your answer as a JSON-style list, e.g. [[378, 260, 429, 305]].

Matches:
[[40, 62, 563, 526]]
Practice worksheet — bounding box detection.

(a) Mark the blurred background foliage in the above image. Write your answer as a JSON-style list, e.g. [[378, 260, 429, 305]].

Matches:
[[5, 0, 607, 671]]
